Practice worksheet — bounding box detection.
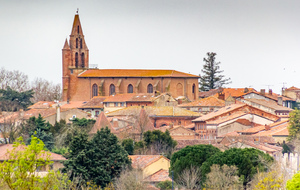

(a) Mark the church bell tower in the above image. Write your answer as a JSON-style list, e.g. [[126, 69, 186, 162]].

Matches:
[[62, 12, 89, 101]]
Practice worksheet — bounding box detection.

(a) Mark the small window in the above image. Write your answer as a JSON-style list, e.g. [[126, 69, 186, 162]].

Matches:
[[147, 84, 153, 93], [92, 84, 98, 97], [95, 111, 99, 116], [114, 102, 118, 107], [76, 38, 78, 48], [75, 53, 78, 67], [70, 69, 73, 74], [110, 84, 115, 95], [127, 84, 133, 93]]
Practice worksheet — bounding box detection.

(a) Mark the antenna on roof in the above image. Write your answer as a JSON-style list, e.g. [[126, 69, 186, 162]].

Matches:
[[76, 8, 79, 14]]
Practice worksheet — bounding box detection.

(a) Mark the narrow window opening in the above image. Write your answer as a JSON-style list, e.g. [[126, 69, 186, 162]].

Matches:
[[75, 53, 78, 68], [81, 53, 85, 68], [77, 26, 79, 34], [92, 84, 98, 97], [80, 39, 83, 48], [76, 38, 78, 48]]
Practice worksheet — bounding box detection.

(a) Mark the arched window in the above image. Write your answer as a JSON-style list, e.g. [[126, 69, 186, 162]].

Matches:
[[192, 84, 196, 93], [75, 53, 78, 67], [147, 84, 153, 93], [81, 53, 85, 68], [92, 84, 98, 97], [110, 84, 115, 95], [176, 83, 183, 96], [127, 84, 133, 93], [80, 39, 83, 48], [77, 26, 79, 34], [76, 38, 78, 48]]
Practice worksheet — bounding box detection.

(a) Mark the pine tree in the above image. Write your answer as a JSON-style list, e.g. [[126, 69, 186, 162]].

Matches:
[[199, 52, 231, 91], [63, 127, 131, 188]]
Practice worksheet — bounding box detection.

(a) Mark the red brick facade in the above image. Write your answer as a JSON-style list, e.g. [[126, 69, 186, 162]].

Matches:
[[62, 14, 199, 102]]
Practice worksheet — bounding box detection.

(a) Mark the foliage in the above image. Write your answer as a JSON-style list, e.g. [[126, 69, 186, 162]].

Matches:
[[72, 117, 96, 129], [63, 127, 131, 188], [286, 172, 300, 190], [199, 52, 231, 91], [0, 86, 33, 112], [122, 138, 134, 155], [51, 147, 69, 157], [156, 180, 173, 190], [23, 114, 54, 150], [142, 130, 177, 158], [113, 168, 147, 190], [282, 143, 292, 154], [0, 136, 71, 190], [170, 144, 220, 182], [201, 148, 273, 185], [288, 108, 300, 141], [251, 170, 283, 190], [205, 164, 242, 189]]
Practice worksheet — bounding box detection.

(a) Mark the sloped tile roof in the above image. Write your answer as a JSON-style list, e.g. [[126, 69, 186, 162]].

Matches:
[[0, 144, 66, 161], [28, 101, 55, 109], [214, 88, 256, 99], [218, 131, 240, 137], [89, 112, 116, 134], [227, 140, 282, 153], [103, 94, 137, 102], [79, 96, 106, 108], [129, 155, 169, 169], [127, 94, 156, 102], [179, 96, 225, 107], [243, 98, 293, 111], [107, 106, 201, 117], [206, 112, 248, 125], [219, 135, 276, 145], [144, 169, 171, 182], [60, 101, 86, 109], [192, 103, 246, 122], [254, 122, 289, 137], [285, 86, 300, 91], [78, 69, 199, 78], [199, 88, 223, 98]]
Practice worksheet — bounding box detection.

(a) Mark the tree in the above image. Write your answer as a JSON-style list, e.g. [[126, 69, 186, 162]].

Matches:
[[199, 52, 231, 91], [122, 138, 134, 155], [156, 180, 173, 190], [0, 86, 34, 112], [205, 164, 242, 189], [21, 114, 54, 150], [170, 144, 220, 183], [0, 136, 70, 190], [63, 127, 131, 188], [31, 77, 62, 103], [0, 67, 30, 92], [142, 130, 177, 158], [200, 148, 273, 186], [114, 168, 147, 190], [287, 108, 300, 141], [286, 172, 300, 190], [176, 166, 201, 190]]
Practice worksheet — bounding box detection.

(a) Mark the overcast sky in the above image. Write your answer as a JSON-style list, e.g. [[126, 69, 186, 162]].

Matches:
[[1, 0, 300, 94]]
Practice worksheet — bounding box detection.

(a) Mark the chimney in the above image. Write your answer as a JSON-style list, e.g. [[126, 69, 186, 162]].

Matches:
[[269, 89, 272, 95], [169, 123, 174, 129], [264, 124, 270, 131], [244, 87, 249, 93], [218, 92, 225, 100], [260, 89, 265, 95], [56, 106, 60, 122], [178, 99, 182, 105], [278, 96, 283, 106]]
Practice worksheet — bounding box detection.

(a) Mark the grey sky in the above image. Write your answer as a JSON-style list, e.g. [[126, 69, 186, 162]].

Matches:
[[0, 0, 299, 94]]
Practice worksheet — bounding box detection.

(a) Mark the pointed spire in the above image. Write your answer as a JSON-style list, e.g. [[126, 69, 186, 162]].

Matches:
[[71, 14, 83, 36], [63, 38, 70, 49], [89, 112, 117, 134]]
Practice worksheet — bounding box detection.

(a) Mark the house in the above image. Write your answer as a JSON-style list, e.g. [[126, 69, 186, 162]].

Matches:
[[62, 14, 199, 102], [103, 93, 178, 113], [239, 89, 296, 109], [282, 86, 300, 101], [178, 96, 225, 114], [129, 155, 170, 180], [0, 144, 66, 172], [168, 126, 199, 140], [240, 98, 293, 117], [192, 103, 280, 139], [78, 96, 106, 118], [106, 106, 200, 128], [217, 118, 259, 137]]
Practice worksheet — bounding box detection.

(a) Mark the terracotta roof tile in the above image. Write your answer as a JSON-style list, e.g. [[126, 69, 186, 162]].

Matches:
[[89, 112, 116, 134], [0, 144, 66, 161], [243, 99, 293, 111], [78, 69, 199, 78], [219, 135, 276, 145], [28, 101, 55, 109], [79, 96, 106, 108], [214, 88, 256, 99], [199, 88, 223, 98], [60, 101, 86, 109], [144, 169, 172, 182], [107, 106, 201, 117], [129, 155, 169, 169], [206, 112, 248, 125], [286, 86, 300, 91], [179, 96, 225, 107], [254, 122, 289, 136]]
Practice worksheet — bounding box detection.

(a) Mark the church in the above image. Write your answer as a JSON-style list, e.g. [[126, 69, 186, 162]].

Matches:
[[62, 13, 199, 101]]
